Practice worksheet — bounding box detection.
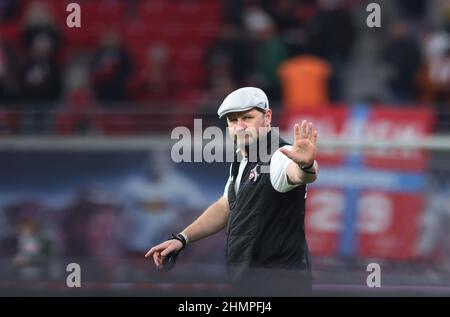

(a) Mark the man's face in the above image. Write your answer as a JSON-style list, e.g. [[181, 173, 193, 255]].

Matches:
[[226, 108, 272, 146]]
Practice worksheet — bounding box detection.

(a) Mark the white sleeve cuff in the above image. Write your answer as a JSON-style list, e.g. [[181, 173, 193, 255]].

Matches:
[[270, 145, 301, 193]]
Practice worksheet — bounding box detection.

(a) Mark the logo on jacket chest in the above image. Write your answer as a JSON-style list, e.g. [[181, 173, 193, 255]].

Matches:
[[248, 165, 261, 183]]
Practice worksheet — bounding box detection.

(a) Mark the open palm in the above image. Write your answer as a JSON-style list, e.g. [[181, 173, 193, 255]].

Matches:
[[279, 120, 318, 167]]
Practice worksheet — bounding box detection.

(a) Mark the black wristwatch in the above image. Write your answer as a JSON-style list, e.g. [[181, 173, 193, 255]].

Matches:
[[300, 161, 315, 174], [168, 233, 187, 251]]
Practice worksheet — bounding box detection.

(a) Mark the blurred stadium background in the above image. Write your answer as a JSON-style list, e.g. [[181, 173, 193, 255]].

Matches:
[[0, 0, 450, 296]]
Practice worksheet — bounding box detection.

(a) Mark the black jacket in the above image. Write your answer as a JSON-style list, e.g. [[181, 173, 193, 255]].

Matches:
[[225, 130, 312, 288]]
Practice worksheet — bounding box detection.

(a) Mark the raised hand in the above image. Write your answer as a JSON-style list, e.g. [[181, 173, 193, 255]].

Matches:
[[279, 120, 318, 167]]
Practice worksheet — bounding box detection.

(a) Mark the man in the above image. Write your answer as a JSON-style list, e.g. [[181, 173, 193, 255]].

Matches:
[[145, 87, 319, 296]]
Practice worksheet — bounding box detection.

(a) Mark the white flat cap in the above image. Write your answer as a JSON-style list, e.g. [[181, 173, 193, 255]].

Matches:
[[217, 87, 269, 119]]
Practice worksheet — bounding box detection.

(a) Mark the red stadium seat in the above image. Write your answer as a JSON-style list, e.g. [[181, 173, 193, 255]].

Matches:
[[89, 111, 138, 135], [122, 22, 167, 53], [55, 111, 86, 135], [176, 64, 206, 92], [0, 22, 20, 45], [172, 45, 204, 65], [0, 110, 19, 135], [166, 2, 222, 20]]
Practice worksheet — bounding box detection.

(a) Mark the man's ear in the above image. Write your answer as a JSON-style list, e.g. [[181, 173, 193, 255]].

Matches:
[[264, 109, 272, 127]]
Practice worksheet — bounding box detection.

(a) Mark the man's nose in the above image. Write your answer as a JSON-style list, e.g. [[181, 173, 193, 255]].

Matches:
[[235, 120, 246, 132]]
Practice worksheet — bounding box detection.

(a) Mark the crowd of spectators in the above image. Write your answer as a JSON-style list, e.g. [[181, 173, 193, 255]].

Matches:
[[0, 0, 449, 133]]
